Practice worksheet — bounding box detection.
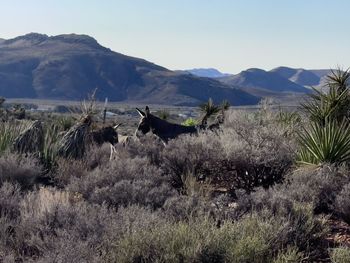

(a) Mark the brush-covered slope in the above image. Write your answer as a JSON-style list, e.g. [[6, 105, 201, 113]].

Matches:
[[0, 33, 259, 106]]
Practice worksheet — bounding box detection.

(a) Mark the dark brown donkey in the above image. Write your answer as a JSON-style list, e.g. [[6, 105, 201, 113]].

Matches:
[[135, 106, 199, 143]]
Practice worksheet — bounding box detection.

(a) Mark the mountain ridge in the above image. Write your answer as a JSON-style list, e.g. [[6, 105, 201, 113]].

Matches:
[[219, 68, 311, 95], [0, 33, 259, 106]]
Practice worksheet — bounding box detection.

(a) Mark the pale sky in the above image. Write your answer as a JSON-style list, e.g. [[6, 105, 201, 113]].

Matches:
[[0, 0, 349, 74]]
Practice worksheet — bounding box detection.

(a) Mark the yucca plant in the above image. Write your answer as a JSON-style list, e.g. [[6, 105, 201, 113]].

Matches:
[[199, 98, 220, 126], [277, 109, 301, 126], [297, 120, 350, 165], [13, 120, 44, 154], [57, 116, 91, 159], [0, 121, 27, 154], [158, 110, 170, 120], [56, 115, 75, 131], [41, 123, 61, 171], [220, 99, 230, 111], [301, 68, 350, 126]]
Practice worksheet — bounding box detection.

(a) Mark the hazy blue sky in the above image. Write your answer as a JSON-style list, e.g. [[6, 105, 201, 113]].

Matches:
[[0, 0, 349, 73]]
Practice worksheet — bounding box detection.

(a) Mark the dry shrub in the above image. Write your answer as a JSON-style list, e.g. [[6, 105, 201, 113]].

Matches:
[[162, 194, 212, 221], [0, 182, 22, 219], [329, 246, 350, 263], [67, 156, 176, 209], [83, 142, 111, 169], [108, 208, 324, 263], [335, 183, 350, 224], [247, 166, 348, 216], [0, 153, 42, 189], [53, 158, 88, 187], [161, 109, 295, 192], [14, 189, 118, 262], [161, 132, 222, 188], [20, 187, 72, 221], [4, 200, 164, 262], [123, 134, 165, 165]]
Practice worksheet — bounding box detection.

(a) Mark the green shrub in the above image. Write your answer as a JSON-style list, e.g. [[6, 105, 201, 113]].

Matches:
[[330, 247, 350, 263], [181, 117, 199, 126], [109, 216, 276, 263], [272, 247, 304, 263], [108, 208, 326, 263]]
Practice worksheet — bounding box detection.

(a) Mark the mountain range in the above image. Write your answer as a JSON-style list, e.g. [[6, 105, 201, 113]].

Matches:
[[0, 33, 333, 106], [0, 33, 259, 106], [186, 67, 331, 98]]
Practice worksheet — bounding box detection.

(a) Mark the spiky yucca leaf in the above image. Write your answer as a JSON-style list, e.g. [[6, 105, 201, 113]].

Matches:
[[298, 120, 350, 165], [220, 99, 230, 111], [199, 98, 220, 126], [0, 121, 27, 154], [41, 124, 61, 170], [57, 122, 90, 159], [13, 120, 44, 154], [301, 68, 350, 125], [200, 98, 220, 116], [327, 68, 350, 93]]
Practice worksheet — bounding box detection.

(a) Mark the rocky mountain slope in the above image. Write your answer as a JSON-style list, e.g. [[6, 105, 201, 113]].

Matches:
[[0, 33, 259, 106]]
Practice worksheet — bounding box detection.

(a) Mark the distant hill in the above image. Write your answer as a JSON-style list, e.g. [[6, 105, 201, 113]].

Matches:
[[184, 68, 231, 78], [0, 33, 259, 106], [270, 67, 320, 86], [219, 68, 311, 97], [309, 69, 332, 78]]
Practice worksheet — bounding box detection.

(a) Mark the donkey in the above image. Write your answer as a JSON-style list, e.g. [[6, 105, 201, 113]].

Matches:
[[135, 106, 199, 143], [91, 124, 121, 145]]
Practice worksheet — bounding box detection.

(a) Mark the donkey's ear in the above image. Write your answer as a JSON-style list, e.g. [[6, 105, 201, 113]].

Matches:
[[136, 108, 145, 117], [145, 106, 150, 115], [113, 123, 122, 130]]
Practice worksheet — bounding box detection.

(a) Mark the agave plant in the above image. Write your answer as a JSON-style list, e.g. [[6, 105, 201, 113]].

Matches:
[[297, 120, 350, 165]]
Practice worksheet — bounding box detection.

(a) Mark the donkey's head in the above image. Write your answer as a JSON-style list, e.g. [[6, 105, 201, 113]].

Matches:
[[135, 106, 152, 137]]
